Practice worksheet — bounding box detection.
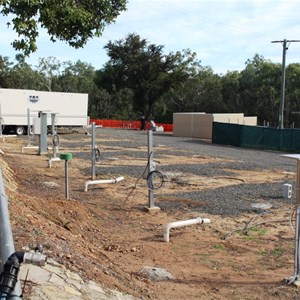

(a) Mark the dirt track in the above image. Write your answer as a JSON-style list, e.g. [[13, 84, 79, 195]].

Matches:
[[1, 128, 300, 299]]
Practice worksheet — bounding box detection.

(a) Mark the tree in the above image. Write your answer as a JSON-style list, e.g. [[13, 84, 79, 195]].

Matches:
[[162, 51, 204, 114], [54, 60, 96, 93], [221, 71, 241, 113], [53, 60, 110, 119], [9, 54, 42, 89], [193, 67, 223, 113], [238, 54, 264, 119], [255, 61, 281, 126], [95, 65, 135, 119], [101, 33, 198, 120], [239, 54, 281, 125], [0, 56, 13, 88], [88, 87, 113, 119], [36, 56, 61, 91], [285, 63, 300, 127], [165, 76, 205, 113], [0, 0, 127, 55]]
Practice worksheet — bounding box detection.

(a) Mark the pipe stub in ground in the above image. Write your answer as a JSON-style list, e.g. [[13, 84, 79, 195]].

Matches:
[[60, 153, 73, 161]]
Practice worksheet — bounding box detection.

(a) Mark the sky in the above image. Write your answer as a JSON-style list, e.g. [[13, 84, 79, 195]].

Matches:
[[1, 0, 300, 74]]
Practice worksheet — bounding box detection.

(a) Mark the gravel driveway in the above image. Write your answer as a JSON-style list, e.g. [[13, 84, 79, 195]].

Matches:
[[65, 128, 298, 216]]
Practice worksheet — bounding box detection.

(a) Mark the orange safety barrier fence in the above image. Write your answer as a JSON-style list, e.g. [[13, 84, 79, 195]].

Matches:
[[90, 119, 173, 132]]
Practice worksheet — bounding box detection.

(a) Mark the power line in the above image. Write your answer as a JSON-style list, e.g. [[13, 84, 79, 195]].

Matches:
[[271, 39, 300, 129]]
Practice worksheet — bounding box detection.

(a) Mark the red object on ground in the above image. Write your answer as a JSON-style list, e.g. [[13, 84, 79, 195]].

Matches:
[[90, 119, 173, 132]]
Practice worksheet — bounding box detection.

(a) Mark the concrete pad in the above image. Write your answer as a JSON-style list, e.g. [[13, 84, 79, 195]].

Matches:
[[144, 206, 161, 213]]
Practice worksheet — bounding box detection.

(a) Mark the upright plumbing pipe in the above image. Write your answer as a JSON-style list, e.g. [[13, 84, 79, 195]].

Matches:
[[91, 122, 96, 180], [163, 217, 211, 242], [84, 123, 125, 191], [51, 113, 59, 158], [287, 205, 300, 285], [38, 111, 48, 155], [0, 170, 22, 299], [60, 153, 73, 199], [147, 130, 155, 209]]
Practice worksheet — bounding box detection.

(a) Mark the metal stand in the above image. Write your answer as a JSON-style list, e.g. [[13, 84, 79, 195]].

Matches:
[[22, 109, 38, 153], [145, 130, 160, 212], [84, 122, 124, 192], [60, 153, 73, 199], [92, 122, 96, 180], [283, 154, 300, 286], [38, 111, 48, 155], [287, 205, 300, 286], [48, 113, 62, 167]]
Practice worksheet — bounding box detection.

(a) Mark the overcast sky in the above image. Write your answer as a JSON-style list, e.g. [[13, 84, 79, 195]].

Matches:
[[1, 0, 300, 74]]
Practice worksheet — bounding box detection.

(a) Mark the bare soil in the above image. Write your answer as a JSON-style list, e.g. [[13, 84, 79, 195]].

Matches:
[[1, 131, 300, 300]]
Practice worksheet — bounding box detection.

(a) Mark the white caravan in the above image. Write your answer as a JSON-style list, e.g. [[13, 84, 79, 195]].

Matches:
[[0, 88, 89, 135]]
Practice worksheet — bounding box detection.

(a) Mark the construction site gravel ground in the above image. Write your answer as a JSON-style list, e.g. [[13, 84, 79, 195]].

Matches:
[[1, 127, 300, 299]]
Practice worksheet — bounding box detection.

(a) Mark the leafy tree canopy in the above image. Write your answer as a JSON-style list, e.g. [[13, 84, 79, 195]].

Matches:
[[0, 0, 127, 55], [100, 33, 201, 119]]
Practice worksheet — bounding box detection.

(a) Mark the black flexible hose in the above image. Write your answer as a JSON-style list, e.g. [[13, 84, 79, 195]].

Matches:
[[0, 251, 46, 298], [52, 134, 60, 147], [0, 252, 25, 298], [146, 170, 165, 190], [93, 148, 101, 162]]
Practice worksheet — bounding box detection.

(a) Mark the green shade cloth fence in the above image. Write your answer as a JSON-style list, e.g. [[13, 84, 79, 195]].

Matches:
[[212, 122, 300, 152]]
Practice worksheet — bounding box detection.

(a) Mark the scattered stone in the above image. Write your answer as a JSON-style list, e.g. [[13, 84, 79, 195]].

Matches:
[[42, 181, 59, 189], [138, 266, 174, 281], [251, 203, 272, 210], [106, 157, 119, 161]]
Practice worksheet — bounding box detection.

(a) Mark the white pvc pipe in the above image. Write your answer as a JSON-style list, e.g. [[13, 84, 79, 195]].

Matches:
[[21, 145, 39, 153], [48, 157, 62, 168], [163, 217, 211, 242], [84, 176, 124, 192]]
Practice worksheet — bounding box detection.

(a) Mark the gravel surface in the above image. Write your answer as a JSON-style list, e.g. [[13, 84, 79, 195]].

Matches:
[[157, 182, 292, 216], [64, 128, 298, 216]]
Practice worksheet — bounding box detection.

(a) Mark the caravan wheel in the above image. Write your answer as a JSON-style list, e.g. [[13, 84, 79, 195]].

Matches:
[[16, 126, 25, 135]]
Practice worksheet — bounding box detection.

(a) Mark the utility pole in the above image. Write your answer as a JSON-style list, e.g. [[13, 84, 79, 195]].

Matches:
[[271, 39, 300, 129]]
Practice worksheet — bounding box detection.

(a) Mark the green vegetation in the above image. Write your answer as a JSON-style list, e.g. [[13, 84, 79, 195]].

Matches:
[[0, 0, 127, 55], [213, 244, 226, 250], [1, 33, 300, 127], [248, 227, 267, 236], [257, 247, 284, 257], [272, 247, 284, 257], [237, 226, 267, 241], [1, 2, 300, 127]]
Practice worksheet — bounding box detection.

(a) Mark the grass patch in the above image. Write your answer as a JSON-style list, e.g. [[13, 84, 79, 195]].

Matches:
[[213, 243, 225, 250], [272, 247, 283, 257], [249, 227, 267, 236], [257, 247, 284, 257]]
